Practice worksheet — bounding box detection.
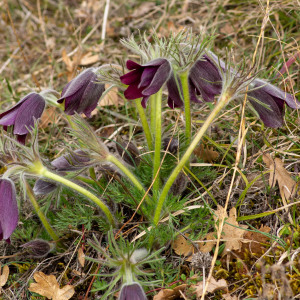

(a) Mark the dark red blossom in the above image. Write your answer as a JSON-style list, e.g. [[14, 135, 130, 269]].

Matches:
[[0, 93, 45, 144], [120, 58, 180, 108]]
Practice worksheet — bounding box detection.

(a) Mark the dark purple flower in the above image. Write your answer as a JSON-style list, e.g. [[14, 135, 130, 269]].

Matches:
[[120, 58, 173, 108], [248, 79, 300, 128], [189, 54, 222, 103], [118, 283, 147, 300], [0, 178, 18, 241], [57, 68, 105, 117], [0, 93, 45, 144], [33, 179, 58, 195], [166, 74, 184, 108], [51, 150, 90, 171]]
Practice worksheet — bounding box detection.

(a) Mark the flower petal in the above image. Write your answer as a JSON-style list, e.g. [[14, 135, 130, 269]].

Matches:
[[0, 93, 36, 126], [120, 69, 143, 85], [248, 89, 283, 128], [124, 83, 144, 100], [142, 61, 171, 96], [166, 75, 183, 108], [126, 60, 141, 70], [253, 79, 300, 109], [119, 283, 147, 300], [58, 68, 95, 103], [79, 74, 105, 117], [0, 178, 18, 240], [13, 94, 45, 135], [51, 150, 90, 171], [139, 67, 157, 88], [33, 179, 57, 195]]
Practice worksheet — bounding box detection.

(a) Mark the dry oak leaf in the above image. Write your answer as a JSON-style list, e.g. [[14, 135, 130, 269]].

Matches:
[[29, 271, 75, 300], [197, 232, 216, 253], [263, 153, 297, 201], [0, 264, 9, 287], [222, 293, 238, 300], [241, 225, 271, 254], [194, 144, 219, 163], [153, 284, 187, 300], [172, 234, 194, 258], [214, 206, 248, 256], [192, 276, 228, 297]]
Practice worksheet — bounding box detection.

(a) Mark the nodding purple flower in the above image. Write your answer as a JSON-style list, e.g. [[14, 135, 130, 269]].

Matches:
[[51, 150, 91, 171], [0, 178, 18, 241], [248, 79, 300, 128], [57, 68, 105, 117], [0, 93, 46, 144], [120, 58, 183, 108], [118, 283, 147, 300], [189, 54, 222, 103]]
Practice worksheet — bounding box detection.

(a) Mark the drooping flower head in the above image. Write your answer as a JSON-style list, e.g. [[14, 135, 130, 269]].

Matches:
[[189, 54, 223, 103], [0, 178, 18, 241], [0, 93, 46, 144], [248, 79, 300, 128], [119, 282, 147, 300], [58, 68, 105, 117], [120, 59, 183, 108]]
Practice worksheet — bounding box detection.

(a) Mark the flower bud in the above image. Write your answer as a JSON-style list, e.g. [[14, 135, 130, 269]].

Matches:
[[21, 239, 54, 258], [116, 139, 140, 167], [119, 282, 147, 300]]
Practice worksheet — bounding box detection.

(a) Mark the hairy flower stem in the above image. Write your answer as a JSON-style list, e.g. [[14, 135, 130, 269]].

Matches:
[[25, 182, 59, 242], [41, 168, 115, 227], [152, 89, 163, 195], [107, 154, 151, 204], [150, 95, 156, 136], [180, 71, 191, 146], [153, 93, 231, 226], [135, 99, 153, 150]]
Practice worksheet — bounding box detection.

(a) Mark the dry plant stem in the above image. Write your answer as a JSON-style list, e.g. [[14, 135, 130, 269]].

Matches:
[[153, 93, 231, 226], [41, 169, 115, 227], [134, 99, 153, 150], [180, 71, 191, 146], [153, 89, 163, 194], [25, 182, 59, 242]]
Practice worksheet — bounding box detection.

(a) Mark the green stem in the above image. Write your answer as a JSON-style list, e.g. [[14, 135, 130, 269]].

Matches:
[[153, 93, 231, 225], [41, 169, 115, 227], [152, 89, 162, 195], [135, 99, 153, 150], [25, 182, 59, 242], [150, 95, 156, 135], [180, 71, 191, 146], [107, 154, 149, 201]]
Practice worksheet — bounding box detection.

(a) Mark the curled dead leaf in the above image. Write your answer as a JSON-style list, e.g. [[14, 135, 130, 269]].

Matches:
[[0, 264, 9, 287], [153, 284, 187, 300]]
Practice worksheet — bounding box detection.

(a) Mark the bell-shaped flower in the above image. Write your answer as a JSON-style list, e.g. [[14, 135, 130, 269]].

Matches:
[[51, 150, 91, 171], [189, 54, 222, 103], [57, 68, 105, 117], [0, 93, 46, 144], [0, 178, 18, 241], [33, 179, 58, 195], [118, 282, 147, 300], [120, 58, 174, 108], [248, 79, 300, 128]]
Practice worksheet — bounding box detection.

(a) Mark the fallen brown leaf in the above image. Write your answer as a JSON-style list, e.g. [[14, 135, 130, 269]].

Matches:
[[192, 276, 228, 297], [172, 235, 194, 258], [29, 271, 75, 300], [214, 206, 248, 256], [194, 144, 219, 163], [99, 85, 123, 107], [241, 225, 271, 254], [78, 248, 85, 268], [0, 264, 9, 287], [222, 292, 238, 300], [40, 107, 58, 128], [197, 232, 216, 253], [79, 52, 99, 66], [153, 284, 187, 300], [263, 153, 297, 201]]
